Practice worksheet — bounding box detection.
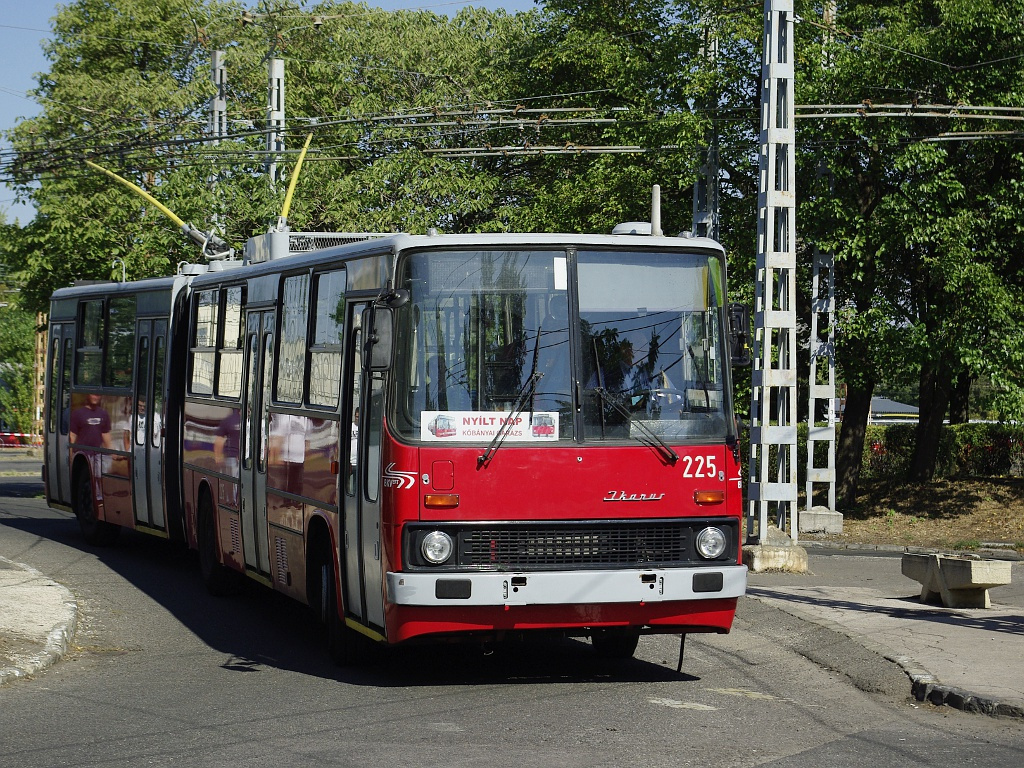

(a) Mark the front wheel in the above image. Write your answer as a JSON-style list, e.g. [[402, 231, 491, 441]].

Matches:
[[73, 467, 119, 546]]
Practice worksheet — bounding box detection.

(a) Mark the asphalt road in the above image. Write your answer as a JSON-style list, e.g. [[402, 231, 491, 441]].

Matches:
[[1, 457, 1022, 767]]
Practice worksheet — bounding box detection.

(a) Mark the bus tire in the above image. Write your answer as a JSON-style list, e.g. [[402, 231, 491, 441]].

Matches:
[[591, 628, 640, 659], [73, 466, 119, 546], [197, 494, 239, 596], [317, 551, 354, 666]]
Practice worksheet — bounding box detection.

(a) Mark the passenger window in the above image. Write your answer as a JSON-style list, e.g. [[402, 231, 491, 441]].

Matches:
[[105, 296, 136, 388], [309, 269, 345, 407], [190, 290, 218, 395], [75, 300, 105, 385], [218, 286, 244, 398], [277, 274, 309, 403]]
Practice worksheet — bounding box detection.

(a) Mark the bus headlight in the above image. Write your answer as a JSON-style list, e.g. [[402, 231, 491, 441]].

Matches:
[[695, 527, 727, 559], [421, 531, 454, 564]]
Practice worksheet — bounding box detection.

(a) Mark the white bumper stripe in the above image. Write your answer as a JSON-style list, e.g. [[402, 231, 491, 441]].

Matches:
[[387, 565, 747, 607]]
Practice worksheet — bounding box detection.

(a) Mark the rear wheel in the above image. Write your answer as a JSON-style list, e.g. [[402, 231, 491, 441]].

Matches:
[[197, 494, 239, 596], [73, 467, 119, 546], [591, 628, 640, 659]]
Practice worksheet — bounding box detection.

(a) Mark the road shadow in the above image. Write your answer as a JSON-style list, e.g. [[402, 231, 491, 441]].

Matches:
[[746, 586, 1024, 637], [0, 487, 698, 687], [0, 480, 45, 499]]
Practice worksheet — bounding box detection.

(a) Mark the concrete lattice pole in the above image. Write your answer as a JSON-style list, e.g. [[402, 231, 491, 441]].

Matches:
[[747, 0, 798, 543]]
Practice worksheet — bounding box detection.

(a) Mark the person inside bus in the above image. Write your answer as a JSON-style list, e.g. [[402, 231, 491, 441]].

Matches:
[[69, 393, 112, 450]]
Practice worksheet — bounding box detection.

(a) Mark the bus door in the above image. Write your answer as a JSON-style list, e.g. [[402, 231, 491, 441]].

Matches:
[[343, 303, 385, 630], [46, 324, 75, 506], [240, 310, 274, 576], [131, 320, 167, 530]]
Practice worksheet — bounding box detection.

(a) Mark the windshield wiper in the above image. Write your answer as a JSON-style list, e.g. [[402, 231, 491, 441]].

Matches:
[[592, 386, 679, 465], [478, 328, 544, 468]]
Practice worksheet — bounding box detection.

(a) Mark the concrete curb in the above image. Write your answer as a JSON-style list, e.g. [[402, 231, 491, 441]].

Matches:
[[0, 556, 78, 687]]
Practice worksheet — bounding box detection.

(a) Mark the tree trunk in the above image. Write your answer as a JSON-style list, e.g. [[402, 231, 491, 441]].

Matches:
[[836, 380, 874, 510], [910, 355, 953, 481], [948, 370, 971, 425]]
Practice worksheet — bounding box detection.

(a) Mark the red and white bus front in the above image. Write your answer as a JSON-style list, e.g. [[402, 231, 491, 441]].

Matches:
[[375, 240, 746, 652]]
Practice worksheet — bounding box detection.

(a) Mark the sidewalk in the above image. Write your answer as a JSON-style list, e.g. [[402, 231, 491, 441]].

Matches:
[[747, 544, 1024, 718], [2, 544, 1022, 719], [0, 555, 78, 687]]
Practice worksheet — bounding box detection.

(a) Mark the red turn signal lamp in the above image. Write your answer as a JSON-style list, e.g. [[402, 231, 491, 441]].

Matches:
[[424, 494, 460, 509], [693, 490, 726, 505]]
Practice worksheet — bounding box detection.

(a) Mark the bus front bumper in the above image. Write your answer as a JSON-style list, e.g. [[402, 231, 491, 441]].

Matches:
[[386, 565, 747, 607]]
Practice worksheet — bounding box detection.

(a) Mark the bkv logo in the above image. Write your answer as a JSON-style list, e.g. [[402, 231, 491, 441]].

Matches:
[[383, 463, 417, 489]]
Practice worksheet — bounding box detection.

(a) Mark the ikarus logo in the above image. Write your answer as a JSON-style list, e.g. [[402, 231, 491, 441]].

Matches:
[[382, 463, 417, 489]]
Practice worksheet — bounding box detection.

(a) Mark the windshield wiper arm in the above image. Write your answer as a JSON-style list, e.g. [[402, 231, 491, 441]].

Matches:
[[477, 372, 543, 467], [592, 386, 679, 464], [478, 327, 545, 468]]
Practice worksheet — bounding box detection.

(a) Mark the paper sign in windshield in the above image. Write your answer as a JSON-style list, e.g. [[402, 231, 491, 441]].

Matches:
[[421, 411, 559, 442]]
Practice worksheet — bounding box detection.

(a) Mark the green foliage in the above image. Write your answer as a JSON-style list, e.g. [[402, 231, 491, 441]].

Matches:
[[795, 0, 1024, 482], [2, 0, 1023, 467], [0, 302, 39, 434]]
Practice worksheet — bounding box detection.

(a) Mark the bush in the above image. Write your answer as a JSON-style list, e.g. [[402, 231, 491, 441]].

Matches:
[[737, 421, 1023, 486], [860, 422, 1024, 480]]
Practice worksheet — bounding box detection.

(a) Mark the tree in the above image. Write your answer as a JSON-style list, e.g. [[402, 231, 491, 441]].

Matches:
[[795, 0, 1024, 497], [2, 0, 540, 312]]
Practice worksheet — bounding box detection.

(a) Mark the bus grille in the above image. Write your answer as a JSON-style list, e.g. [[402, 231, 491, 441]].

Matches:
[[459, 524, 690, 569]]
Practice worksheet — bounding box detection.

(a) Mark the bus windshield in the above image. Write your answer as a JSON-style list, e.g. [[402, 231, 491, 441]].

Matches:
[[391, 247, 728, 444]]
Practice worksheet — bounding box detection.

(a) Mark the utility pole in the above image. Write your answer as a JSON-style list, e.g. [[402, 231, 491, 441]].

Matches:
[[692, 16, 719, 240], [208, 50, 228, 241], [803, 1, 841, 532], [746, 0, 801, 558], [209, 50, 228, 142], [267, 57, 286, 189]]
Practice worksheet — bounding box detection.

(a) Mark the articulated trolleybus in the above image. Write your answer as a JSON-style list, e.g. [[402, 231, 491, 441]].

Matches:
[[44, 227, 749, 662]]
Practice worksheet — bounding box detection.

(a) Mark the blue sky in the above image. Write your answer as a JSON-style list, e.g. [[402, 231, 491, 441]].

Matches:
[[0, 0, 537, 223]]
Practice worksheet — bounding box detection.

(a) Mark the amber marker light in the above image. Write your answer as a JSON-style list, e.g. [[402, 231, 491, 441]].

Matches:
[[694, 490, 726, 505], [424, 494, 460, 509]]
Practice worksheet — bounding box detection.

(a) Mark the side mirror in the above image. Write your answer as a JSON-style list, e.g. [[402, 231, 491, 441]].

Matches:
[[366, 306, 394, 371], [728, 302, 751, 367]]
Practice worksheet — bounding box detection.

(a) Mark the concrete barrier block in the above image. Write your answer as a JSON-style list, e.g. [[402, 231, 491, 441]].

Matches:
[[901, 553, 1012, 609]]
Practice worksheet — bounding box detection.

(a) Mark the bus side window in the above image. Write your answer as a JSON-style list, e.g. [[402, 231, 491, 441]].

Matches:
[[310, 269, 345, 408], [190, 290, 218, 396], [278, 273, 310, 404], [47, 336, 60, 434], [61, 337, 73, 433], [76, 300, 104, 386], [152, 335, 165, 448], [106, 296, 136, 388], [218, 286, 244, 399]]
